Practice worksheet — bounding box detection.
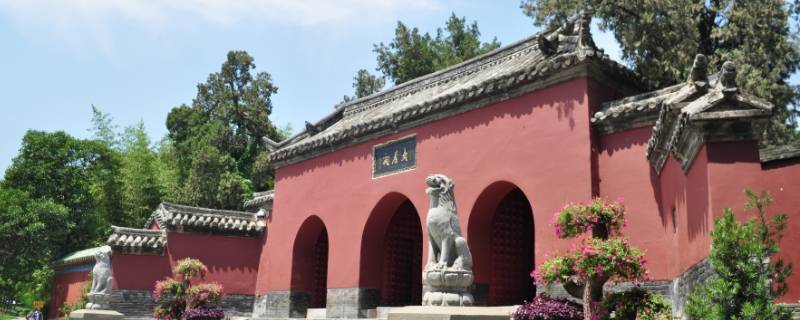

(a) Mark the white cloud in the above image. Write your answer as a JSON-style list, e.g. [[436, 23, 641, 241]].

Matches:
[[0, 0, 443, 28], [0, 0, 442, 58]]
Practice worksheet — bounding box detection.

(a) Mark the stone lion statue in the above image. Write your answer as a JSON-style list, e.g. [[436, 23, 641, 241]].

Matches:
[[86, 249, 114, 310], [425, 174, 472, 271]]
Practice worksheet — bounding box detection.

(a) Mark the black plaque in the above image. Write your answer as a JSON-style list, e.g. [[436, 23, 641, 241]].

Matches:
[[373, 135, 416, 177]]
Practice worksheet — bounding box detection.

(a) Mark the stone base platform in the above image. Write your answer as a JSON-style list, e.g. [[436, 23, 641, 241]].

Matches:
[[68, 309, 125, 320], [387, 306, 512, 320]]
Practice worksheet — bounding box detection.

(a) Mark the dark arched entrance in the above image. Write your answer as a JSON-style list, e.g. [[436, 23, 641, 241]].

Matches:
[[380, 200, 423, 306], [291, 216, 329, 313], [360, 193, 423, 307], [468, 182, 535, 306]]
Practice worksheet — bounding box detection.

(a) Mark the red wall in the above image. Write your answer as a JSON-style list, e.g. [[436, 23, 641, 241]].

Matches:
[[50, 265, 92, 319], [113, 232, 261, 295], [760, 157, 800, 302], [259, 73, 800, 303], [259, 77, 597, 293]]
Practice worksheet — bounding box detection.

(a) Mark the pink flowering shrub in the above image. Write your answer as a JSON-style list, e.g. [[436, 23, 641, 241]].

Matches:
[[533, 238, 648, 286], [187, 283, 224, 309], [153, 258, 224, 320], [554, 198, 626, 239], [528, 197, 666, 320], [174, 258, 209, 280]]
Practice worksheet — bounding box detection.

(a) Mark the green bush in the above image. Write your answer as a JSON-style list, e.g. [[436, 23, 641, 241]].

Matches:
[[685, 189, 793, 320]]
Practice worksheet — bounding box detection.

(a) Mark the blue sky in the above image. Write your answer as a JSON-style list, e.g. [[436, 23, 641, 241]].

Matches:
[[0, 1, 796, 172]]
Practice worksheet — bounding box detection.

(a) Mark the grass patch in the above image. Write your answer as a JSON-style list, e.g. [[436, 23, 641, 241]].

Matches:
[[0, 312, 17, 320]]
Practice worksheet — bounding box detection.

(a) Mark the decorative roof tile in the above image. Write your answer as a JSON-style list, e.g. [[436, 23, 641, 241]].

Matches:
[[268, 12, 648, 167], [146, 202, 265, 237], [107, 227, 166, 255]]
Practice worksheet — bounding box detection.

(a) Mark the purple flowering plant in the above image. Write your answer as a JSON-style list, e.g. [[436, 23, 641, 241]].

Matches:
[[512, 294, 583, 320]]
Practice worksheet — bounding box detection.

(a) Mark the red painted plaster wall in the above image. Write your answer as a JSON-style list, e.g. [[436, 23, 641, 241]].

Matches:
[[113, 232, 261, 295], [50, 265, 92, 319], [258, 77, 597, 294], [758, 157, 800, 302]]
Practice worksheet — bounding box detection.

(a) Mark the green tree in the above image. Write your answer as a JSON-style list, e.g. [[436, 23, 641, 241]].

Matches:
[[3, 131, 122, 253], [520, 0, 800, 145], [89, 105, 119, 149], [165, 51, 278, 209], [685, 189, 792, 320], [374, 13, 500, 85], [0, 187, 68, 302], [343, 69, 385, 102], [89, 107, 162, 227], [119, 122, 162, 227]]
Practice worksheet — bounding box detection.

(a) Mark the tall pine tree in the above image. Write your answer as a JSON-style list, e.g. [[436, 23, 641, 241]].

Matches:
[[520, 0, 800, 145]]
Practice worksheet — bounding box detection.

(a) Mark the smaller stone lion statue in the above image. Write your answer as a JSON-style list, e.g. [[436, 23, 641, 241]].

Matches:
[[86, 249, 114, 310], [425, 174, 472, 272]]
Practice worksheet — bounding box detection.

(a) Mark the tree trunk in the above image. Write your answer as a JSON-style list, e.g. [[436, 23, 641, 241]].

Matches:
[[583, 281, 592, 320]]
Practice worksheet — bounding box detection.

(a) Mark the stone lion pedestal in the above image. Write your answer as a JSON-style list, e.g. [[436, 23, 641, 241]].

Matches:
[[388, 306, 513, 320]]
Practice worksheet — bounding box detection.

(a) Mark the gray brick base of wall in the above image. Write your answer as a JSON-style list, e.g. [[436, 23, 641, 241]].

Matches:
[[109, 289, 254, 318], [253, 288, 379, 319], [110, 290, 154, 317], [325, 288, 379, 318], [252, 290, 309, 318]]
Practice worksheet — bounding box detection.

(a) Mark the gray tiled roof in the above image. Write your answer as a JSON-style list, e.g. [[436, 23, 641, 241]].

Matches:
[[244, 190, 274, 211], [146, 202, 265, 237], [610, 56, 774, 172], [107, 227, 166, 255], [761, 144, 800, 163], [268, 12, 646, 167]]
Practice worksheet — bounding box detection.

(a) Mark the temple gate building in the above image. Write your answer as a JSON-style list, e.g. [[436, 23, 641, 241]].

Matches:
[[50, 14, 800, 319]]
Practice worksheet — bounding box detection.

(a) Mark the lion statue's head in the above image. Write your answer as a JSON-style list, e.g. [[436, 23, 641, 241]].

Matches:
[[426, 174, 456, 213], [94, 250, 111, 265]]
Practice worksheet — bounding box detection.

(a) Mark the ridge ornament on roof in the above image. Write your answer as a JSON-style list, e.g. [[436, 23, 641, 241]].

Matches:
[[268, 11, 647, 167], [641, 55, 772, 173], [146, 202, 266, 237]]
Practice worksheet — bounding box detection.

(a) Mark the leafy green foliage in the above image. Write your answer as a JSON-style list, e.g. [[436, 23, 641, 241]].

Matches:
[[597, 287, 671, 320], [118, 122, 162, 227], [520, 0, 800, 145], [3, 131, 121, 253], [88, 107, 162, 228], [343, 69, 385, 102], [165, 51, 279, 209], [373, 13, 500, 85], [685, 189, 792, 320], [0, 187, 67, 302]]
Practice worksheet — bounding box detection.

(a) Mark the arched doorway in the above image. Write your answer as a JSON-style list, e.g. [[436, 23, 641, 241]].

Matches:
[[360, 193, 423, 307], [468, 182, 535, 306], [291, 216, 329, 313]]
